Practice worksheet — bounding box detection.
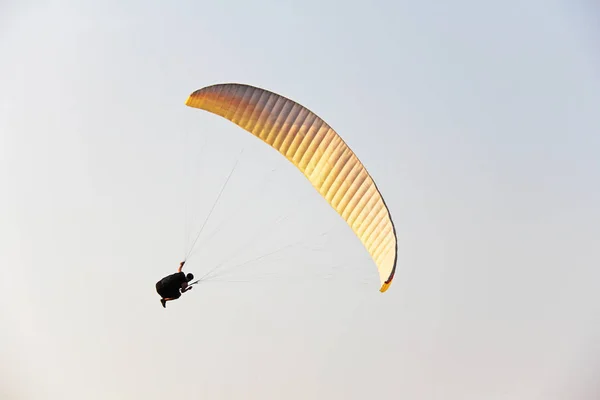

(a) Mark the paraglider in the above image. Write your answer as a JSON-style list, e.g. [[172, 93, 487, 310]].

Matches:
[[184, 83, 398, 292], [155, 261, 195, 308]]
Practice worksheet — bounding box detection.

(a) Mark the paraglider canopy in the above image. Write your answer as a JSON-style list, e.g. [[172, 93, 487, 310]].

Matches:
[[185, 83, 398, 292]]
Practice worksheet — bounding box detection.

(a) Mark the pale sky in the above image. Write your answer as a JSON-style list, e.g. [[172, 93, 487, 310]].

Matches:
[[1, 1, 599, 399]]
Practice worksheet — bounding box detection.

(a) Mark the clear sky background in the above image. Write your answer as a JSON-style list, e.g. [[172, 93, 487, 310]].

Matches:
[[1, 1, 599, 399]]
